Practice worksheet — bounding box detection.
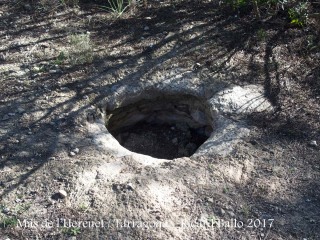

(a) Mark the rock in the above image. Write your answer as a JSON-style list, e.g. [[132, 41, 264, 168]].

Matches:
[[60, 87, 70, 91], [144, 26, 150, 31], [127, 182, 134, 191], [228, 211, 235, 217], [8, 113, 15, 116], [32, 66, 40, 72], [210, 85, 274, 115], [2, 207, 10, 214], [171, 138, 178, 144], [15, 198, 22, 203], [23, 4, 32, 11], [49, 69, 61, 74], [193, 62, 201, 70], [309, 140, 317, 147], [0, 53, 6, 61], [58, 190, 67, 198], [220, 208, 225, 215], [70, 151, 76, 157], [17, 107, 25, 113], [73, 148, 80, 154], [207, 197, 214, 204]]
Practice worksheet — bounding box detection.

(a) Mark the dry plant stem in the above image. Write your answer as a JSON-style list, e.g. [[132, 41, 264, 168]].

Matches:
[[253, 0, 261, 19]]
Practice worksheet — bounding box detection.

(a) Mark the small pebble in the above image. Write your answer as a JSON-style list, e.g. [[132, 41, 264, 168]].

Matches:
[[2, 207, 10, 214], [49, 69, 60, 74], [70, 151, 76, 157], [220, 208, 225, 215], [229, 211, 235, 217], [60, 87, 70, 91], [73, 148, 79, 154], [58, 190, 67, 198], [127, 183, 134, 190], [32, 66, 40, 72], [207, 197, 214, 204], [144, 26, 149, 31], [0, 53, 5, 61], [23, 4, 32, 11], [309, 140, 317, 147], [17, 107, 25, 113]]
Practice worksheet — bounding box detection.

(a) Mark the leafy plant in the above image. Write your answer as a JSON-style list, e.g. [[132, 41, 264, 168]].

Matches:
[[207, 215, 218, 225], [15, 203, 31, 214], [54, 51, 66, 65], [241, 204, 251, 218], [257, 28, 267, 41], [101, 0, 132, 17], [78, 203, 89, 212], [223, 186, 230, 193], [220, 0, 310, 26], [0, 217, 18, 228], [225, 0, 249, 11], [288, 1, 309, 26], [62, 226, 81, 236]]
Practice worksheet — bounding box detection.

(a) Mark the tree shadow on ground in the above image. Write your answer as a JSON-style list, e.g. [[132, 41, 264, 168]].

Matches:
[[0, 0, 314, 197], [0, 1, 319, 238]]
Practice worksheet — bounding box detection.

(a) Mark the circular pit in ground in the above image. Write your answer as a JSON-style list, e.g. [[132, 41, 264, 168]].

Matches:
[[105, 95, 214, 159]]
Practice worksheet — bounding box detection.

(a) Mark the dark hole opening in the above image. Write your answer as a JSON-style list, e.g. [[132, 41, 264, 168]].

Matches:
[[106, 95, 213, 159]]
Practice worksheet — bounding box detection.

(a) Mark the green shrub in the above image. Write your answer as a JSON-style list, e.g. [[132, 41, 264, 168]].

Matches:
[[62, 226, 81, 236], [67, 33, 93, 65], [288, 2, 309, 26], [0, 217, 18, 228], [220, 0, 310, 27]]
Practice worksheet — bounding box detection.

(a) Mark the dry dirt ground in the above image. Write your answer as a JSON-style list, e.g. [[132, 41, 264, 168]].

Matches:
[[0, 0, 320, 239]]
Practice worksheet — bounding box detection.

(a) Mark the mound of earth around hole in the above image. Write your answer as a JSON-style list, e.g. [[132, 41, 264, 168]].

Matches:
[[88, 83, 273, 160]]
